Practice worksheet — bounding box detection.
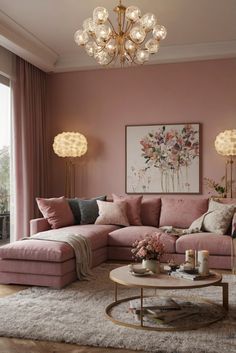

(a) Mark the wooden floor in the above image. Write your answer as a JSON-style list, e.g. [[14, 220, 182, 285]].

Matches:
[[0, 269, 231, 353]]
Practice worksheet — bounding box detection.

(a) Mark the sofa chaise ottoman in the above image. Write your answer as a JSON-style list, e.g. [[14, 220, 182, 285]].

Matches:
[[0, 224, 119, 288]]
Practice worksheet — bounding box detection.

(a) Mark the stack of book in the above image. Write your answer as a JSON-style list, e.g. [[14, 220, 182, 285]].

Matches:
[[170, 269, 215, 281], [129, 297, 199, 324]]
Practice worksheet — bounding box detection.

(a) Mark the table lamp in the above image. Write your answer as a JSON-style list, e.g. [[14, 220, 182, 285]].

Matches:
[[215, 129, 236, 198], [53, 132, 88, 198]]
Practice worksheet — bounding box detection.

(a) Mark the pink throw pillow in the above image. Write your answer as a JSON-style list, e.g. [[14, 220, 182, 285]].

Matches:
[[141, 198, 161, 227], [112, 194, 143, 226], [36, 196, 75, 229], [159, 198, 209, 228]]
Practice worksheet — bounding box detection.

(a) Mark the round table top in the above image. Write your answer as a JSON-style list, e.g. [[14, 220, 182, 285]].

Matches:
[[110, 265, 222, 290]]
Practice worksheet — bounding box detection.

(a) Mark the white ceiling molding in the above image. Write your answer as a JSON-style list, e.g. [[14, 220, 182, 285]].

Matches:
[[55, 41, 236, 72], [0, 10, 58, 72], [0, 45, 14, 79], [0, 6, 236, 73]]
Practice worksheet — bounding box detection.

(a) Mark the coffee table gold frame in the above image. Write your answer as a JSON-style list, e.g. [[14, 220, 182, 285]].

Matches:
[[105, 266, 228, 331]]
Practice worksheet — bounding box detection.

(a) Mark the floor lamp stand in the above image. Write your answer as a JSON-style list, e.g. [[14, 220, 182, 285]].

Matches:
[[225, 156, 234, 198], [65, 158, 76, 198]]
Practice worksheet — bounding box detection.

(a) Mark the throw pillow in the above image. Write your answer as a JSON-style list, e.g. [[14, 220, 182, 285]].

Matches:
[[78, 196, 106, 224], [188, 199, 235, 235], [95, 200, 129, 226], [141, 197, 161, 227], [112, 194, 143, 225], [202, 209, 234, 235], [208, 199, 236, 213], [159, 198, 209, 229], [68, 198, 81, 224], [36, 196, 74, 229]]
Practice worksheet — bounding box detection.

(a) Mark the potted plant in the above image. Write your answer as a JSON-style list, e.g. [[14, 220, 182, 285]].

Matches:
[[131, 233, 165, 273], [204, 177, 229, 198]]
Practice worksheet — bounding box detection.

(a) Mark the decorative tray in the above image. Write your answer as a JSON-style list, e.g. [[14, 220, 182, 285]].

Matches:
[[131, 270, 152, 277]]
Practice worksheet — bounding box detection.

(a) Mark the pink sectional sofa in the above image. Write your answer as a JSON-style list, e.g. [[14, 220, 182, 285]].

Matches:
[[0, 197, 234, 288]]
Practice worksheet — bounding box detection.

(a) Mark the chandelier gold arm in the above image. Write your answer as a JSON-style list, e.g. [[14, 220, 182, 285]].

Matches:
[[107, 18, 117, 34]]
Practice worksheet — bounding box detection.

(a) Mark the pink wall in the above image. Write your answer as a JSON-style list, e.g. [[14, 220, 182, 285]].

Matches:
[[47, 59, 236, 198]]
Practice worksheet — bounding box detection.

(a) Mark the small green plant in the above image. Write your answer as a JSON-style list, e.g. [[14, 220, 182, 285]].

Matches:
[[204, 176, 227, 197]]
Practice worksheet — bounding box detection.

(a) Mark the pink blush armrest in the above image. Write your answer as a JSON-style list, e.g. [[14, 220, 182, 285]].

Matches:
[[30, 218, 51, 235]]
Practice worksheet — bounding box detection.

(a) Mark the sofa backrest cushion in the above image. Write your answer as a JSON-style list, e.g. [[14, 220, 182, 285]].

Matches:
[[78, 195, 106, 224], [112, 194, 142, 226], [68, 198, 81, 224], [141, 197, 161, 227], [159, 198, 209, 229], [36, 196, 74, 229]]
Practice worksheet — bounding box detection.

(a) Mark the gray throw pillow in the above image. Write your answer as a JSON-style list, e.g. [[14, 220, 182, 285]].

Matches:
[[78, 196, 106, 224], [68, 198, 81, 224]]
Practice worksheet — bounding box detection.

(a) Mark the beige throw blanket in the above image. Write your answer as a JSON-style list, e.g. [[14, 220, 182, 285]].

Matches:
[[29, 232, 93, 280]]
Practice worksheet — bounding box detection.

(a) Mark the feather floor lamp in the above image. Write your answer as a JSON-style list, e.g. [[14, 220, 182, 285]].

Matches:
[[53, 132, 88, 198], [215, 129, 236, 198]]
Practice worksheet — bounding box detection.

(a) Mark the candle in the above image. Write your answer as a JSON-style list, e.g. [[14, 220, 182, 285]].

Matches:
[[198, 250, 209, 275], [185, 249, 195, 268]]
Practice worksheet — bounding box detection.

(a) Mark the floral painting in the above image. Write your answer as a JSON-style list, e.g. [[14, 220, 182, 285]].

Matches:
[[126, 123, 200, 194]]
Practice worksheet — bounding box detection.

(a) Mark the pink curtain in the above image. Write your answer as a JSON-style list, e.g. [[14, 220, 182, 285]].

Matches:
[[11, 56, 49, 240]]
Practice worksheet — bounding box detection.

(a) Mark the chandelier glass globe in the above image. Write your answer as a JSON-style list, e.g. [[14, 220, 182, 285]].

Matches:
[[140, 13, 157, 31], [153, 24, 167, 40], [93, 7, 109, 24]]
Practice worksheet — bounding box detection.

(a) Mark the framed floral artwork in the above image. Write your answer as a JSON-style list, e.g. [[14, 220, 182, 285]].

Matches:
[[126, 123, 201, 194]]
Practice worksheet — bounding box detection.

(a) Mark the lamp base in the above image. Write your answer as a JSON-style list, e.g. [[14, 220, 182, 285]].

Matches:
[[65, 159, 75, 198]]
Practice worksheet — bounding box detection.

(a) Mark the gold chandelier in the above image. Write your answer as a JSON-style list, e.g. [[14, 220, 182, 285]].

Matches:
[[74, 1, 167, 67]]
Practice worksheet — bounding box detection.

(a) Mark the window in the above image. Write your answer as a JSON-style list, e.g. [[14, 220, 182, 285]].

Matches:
[[0, 74, 10, 244]]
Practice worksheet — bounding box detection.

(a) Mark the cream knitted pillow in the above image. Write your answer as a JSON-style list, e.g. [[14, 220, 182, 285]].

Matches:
[[95, 200, 130, 226]]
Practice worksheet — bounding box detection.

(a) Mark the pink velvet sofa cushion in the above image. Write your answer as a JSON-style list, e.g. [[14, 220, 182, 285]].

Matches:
[[108, 226, 176, 253], [0, 240, 74, 262], [36, 224, 119, 251], [176, 233, 232, 256], [36, 196, 74, 229], [112, 194, 143, 225], [141, 198, 161, 227], [159, 198, 209, 228]]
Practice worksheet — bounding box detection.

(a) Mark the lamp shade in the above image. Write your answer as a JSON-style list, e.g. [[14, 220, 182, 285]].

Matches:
[[215, 129, 236, 156], [53, 132, 87, 158]]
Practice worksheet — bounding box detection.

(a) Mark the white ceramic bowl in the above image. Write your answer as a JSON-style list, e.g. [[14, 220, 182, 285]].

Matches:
[[129, 264, 147, 274]]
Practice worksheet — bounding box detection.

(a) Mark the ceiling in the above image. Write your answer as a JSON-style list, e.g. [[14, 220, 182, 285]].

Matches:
[[0, 0, 236, 72]]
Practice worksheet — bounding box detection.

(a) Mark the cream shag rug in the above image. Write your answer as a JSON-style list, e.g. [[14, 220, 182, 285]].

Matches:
[[0, 264, 235, 353]]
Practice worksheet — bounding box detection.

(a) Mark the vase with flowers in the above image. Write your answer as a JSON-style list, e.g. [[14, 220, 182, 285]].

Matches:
[[131, 233, 165, 273]]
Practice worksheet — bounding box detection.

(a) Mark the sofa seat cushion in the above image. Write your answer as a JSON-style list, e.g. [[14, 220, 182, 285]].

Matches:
[[108, 226, 176, 253], [38, 224, 120, 250], [176, 233, 232, 256], [159, 198, 209, 228], [0, 240, 74, 262]]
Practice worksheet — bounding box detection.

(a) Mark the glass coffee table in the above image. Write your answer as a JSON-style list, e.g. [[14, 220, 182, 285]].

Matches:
[[105, 265, 228, 331]]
